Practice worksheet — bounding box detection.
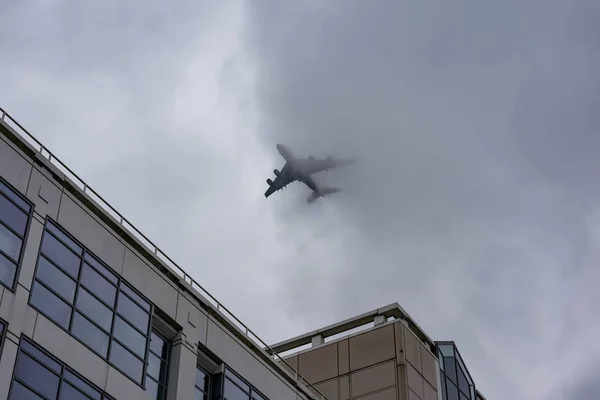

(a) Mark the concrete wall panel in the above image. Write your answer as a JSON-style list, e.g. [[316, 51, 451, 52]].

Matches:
[[121, 248, 178, 317], [105, 366, 149, 400], [338, 339, 349, 375], [33, 313, 109, 391], [175, 292, 208, 350], [403, 326, 422, 373], [314, 378, 338, 400], [420, 346, 437, 390], [206, 317, 297, 400], [57, 193, 125, 274], [17, 218, 43, 290], [0, 137, 32, 193], [361, 387, 397, 400], [406, 363, 424, 399], [26, 166, 62, 219], [351, 360, 396, 398], [0, 338, 18, 400], [298, 342, 338, 384], [166, 342, 197, 400], [0, 286, 36, 338], [349, 325, 395, 372]]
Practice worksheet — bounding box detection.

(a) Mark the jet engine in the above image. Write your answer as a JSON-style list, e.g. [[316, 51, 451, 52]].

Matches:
[[266, 178, 273, 186], [273, 169, 281, 177]]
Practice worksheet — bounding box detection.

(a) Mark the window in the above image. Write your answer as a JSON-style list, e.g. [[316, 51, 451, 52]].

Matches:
[[0, 318, 6, 360], [0, 179, 32, 290], [195, 365, 211, 400], [9, 337, 115, 399], [29, 219, 153, 386], [436, 342, 475, 400], [146, 330, 170, 399], [212, 368, 269, 400]]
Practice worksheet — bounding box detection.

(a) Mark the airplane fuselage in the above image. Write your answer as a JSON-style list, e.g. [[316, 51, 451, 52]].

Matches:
[[265, 144, 355, 201]]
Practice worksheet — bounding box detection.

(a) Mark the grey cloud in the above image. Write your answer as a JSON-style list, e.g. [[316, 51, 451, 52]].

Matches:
[[243, 1, 600, 398]]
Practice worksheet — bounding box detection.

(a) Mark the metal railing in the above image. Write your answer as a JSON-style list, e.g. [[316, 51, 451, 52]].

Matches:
[[0, 106, 326, 400]]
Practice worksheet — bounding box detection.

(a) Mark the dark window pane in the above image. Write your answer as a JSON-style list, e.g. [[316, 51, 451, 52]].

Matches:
[[147, 353, 162, 380], [444, 357, 457, 383], [46, 223, 82, 255], [120, 284, 151, 312], [75, 288, 113, 331], [224, 378, 250, 400], [41, 233, 81, 278], [114, 317, 146, 358], [252, 392, 267, 400], [117, 292, 149, 333], [460, 393, 469, 400], [0, 222, 22, 261], [0, 322, 4, 334], [14, 353, 61, 399], [0, 251, 17, 288], [64, 370, 102, 400], [20, 341, 62, 373], [145, 377, 162, 399], [0, 194, 28, 234], [36, 256, 77, 303], [457, 365, 470, 396], [81, 263, 117, 308], [72, 312, 110, 358], [445, 378, 459, 400], [30, 282, 72, 329], [0, 183, 30, 211], [150, 332, 166, 357], [195, 388, 207, 400], [109, 341, 144, 383], [196, 368, 209, 392], [60, 382, 92, 400], [226, 370, 250, 393], [9, 381, 43, 400], [84, 255, 117, 284]]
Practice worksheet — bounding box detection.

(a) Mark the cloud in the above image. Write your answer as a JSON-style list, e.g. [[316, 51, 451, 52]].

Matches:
[[242, 0, 600, 398], [2, 1, 600, 399]]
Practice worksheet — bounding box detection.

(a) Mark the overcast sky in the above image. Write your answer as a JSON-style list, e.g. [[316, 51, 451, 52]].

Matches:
[[2, 1, 600, 399]]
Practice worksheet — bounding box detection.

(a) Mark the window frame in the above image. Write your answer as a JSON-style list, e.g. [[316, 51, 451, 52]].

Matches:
[[0, 176, 34, 292], [195, 363, 212, 399], [220, 367, 269, 400], [146, 328, 171, 399], [27, 218, 155, 389], [0, 317, 6, 361], [8, 335, 116, 400]]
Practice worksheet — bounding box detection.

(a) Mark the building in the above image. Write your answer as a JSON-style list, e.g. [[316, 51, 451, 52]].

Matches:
[[269, 304, 487, 400], [0, 106, 487, 400]]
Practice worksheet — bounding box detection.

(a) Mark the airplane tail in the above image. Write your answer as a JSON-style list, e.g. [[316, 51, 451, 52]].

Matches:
[[307, 187, 342, 204]]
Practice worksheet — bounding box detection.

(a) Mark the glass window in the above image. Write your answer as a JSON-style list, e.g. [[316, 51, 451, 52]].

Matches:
[[71, 312, 110, 357], [0, 180, 32, 290], [195, 365, 211, 400], [117, 292, 150, 333], [81, 262, 118, 307], [217, 368, 268, 400], [29, 220, 155, 386], [445, 378, 460, 400], [10, 338, 114, 400], [444, 356, 457, 383], [41, 232, 81, 278], [110, 341, 144, 383], [0, 223, 22, 260], [30, 281, 72, 329], [146, 330, 170, 400], [36, 256, 77, 303]]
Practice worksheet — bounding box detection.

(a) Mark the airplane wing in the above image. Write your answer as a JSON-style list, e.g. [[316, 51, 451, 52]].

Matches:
[[264, 173, 294, 198], [298, 157, 356, 176]]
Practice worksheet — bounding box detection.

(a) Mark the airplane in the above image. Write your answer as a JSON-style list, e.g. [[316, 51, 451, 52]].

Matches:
[[264, 144, 355, 203]]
